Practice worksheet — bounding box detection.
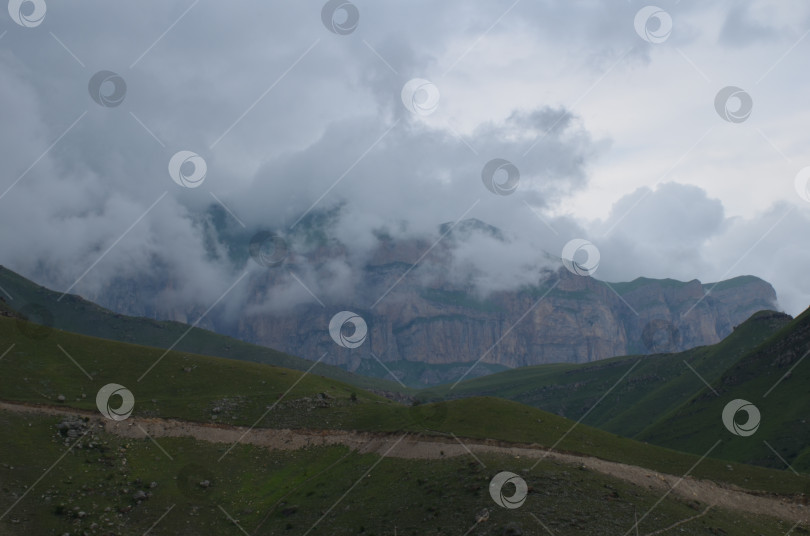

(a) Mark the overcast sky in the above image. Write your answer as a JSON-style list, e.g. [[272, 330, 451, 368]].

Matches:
[[1, 0, 809, 316]]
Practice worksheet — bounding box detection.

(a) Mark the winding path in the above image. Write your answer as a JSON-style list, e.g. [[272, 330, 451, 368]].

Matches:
[[1, 400, 806, 525]]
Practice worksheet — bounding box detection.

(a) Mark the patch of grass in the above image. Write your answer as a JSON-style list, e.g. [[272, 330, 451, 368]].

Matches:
[[0, 266, 404, 395], [431, 310, 791, 443], [640, 307, 810, 471], [350, 358, 508, 389], [703, 275, 769, 292], [0, 410, 804, 536], [0, 315, 806, 497], [608, 277, 694, 295], [420, 288, 504, 313]]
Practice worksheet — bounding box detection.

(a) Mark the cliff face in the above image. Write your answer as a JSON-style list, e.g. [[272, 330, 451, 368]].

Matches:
[[232, 266, 778, 380], [83, 218, 780, 386]]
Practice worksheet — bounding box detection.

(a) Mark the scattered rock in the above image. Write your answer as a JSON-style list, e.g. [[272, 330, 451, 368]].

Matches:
[[56, 417, 88, 438], [56, 395, 66, 402]]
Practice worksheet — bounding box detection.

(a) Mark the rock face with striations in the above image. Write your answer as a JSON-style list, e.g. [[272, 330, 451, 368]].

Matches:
[[80, 217, 780, 386], [233, 265, 778, 382]]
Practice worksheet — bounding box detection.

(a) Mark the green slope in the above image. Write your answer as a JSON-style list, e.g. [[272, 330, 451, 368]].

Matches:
[[426, 310, 791, 439], [0, 265, 404, 394], [640, 307, 810, 471], [1, 410, 802, 536], [0, 315, 805, 497]]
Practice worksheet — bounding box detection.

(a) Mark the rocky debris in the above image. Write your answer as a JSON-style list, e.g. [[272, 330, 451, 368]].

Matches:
[[56, 417, 88, 440], [369, 389, 414, 404], [208, 397, 244, 420], [282, 395, 337, 411]]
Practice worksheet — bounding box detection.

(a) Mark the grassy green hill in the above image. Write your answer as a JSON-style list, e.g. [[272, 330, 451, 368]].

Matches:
[[1, 410, 802, 536], [0, 314, 807, 534], [0, 315, 805, 492], [0, 265, 404, 394], [640, 307, 810, 471], [425, 310, 791, 438]]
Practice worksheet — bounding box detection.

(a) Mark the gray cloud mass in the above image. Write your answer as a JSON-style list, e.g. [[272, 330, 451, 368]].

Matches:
[[1, 0, 809, 322]]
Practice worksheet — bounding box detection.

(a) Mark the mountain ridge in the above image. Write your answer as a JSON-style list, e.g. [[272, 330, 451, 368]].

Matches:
[[0, 251, 780, 387]]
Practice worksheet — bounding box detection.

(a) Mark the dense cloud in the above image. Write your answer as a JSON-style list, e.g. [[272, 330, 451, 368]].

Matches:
[[593, 183, 810, 314], [719, 4, 782, 47], [0, 0, 809, 318]]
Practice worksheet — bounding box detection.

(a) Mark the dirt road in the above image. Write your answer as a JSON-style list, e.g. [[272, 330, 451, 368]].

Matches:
[[1, 400, 806, 524]]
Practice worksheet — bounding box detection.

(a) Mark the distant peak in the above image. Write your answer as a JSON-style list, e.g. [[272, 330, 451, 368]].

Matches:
[[437, 218, 507, 242]]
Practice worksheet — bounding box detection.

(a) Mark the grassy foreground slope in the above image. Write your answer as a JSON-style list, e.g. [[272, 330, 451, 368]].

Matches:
[[3, 410, 805, 536], [641, 307, 810, 471], [0, 265, 403, 394], [0, 315, 806, 498], [427, 310, 791, 439]]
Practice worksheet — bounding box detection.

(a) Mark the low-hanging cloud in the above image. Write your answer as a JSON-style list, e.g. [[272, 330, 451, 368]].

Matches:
[[0, 0, 808, 327]]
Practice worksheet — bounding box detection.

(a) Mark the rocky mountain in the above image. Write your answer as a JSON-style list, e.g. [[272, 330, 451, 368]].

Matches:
[[233, 266, 776, 384], [67, 215, 778, 387]]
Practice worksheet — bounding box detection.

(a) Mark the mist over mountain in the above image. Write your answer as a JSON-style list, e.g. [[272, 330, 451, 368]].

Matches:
[[2, 1, 810, 325], [67, 214, 778, 386], [3, 2, 810, 533]]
